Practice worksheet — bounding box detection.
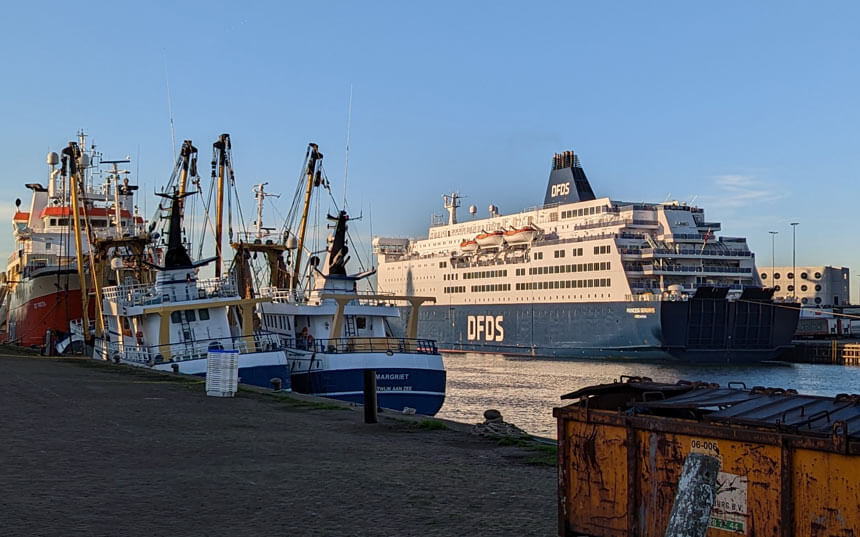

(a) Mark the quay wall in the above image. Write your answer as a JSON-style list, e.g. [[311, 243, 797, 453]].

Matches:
[[783, 340, 860, 365]]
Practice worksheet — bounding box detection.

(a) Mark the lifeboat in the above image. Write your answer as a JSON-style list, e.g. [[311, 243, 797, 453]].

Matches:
[[475, 230, 505, 247], [460, 239, 478, 252], [503, 225, 538, 244]]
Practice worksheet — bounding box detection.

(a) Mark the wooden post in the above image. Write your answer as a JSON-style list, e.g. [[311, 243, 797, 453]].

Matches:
[[664, 452, 720, 537], [363, 369, 377, 424]]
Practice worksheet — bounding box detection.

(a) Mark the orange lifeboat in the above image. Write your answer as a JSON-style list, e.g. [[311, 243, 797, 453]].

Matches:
[[460, 239, 478, 252], [503, 225, 538, 244], [475, 230, 504, 247]]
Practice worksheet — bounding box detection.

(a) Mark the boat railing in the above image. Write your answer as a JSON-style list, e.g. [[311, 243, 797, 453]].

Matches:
[[627, 265, 752, 274], [620, 247, 752, 257], [102, 277, 238, 307], [89, 227, 147, 241], [310, 289, 399, 303], [260, 287, 400, 307], [95, 332, 283, 365], [573, 219, 627, 231], [289, 337, 438, 355]]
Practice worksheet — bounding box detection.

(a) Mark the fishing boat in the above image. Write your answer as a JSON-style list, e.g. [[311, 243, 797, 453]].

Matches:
[[92, 136, 289, 388], [237, 144, 446, 415], [2, 132, 145, 348]]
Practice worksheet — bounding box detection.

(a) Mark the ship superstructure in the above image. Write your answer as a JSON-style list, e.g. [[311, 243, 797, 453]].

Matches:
[[3, 133, 145, 347], [374, 151, 799, 362]]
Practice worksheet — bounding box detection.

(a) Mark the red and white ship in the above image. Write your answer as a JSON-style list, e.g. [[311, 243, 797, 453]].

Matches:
[[2, 133, 144, 347]]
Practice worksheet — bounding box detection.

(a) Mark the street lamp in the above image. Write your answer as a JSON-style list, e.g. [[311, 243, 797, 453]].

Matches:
[[768, 231, 778, 285], [790, 222, 799, 299]]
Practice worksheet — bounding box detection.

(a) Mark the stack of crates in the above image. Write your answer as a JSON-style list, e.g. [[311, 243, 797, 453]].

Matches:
[[206, 349, 239, 397]]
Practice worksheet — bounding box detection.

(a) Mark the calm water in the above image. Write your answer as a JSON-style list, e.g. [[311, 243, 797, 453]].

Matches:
[[435, 353, 860, 438]]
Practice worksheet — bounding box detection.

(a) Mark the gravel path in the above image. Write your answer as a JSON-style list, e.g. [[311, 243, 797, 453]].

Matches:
[[0, 354, 556, 536]]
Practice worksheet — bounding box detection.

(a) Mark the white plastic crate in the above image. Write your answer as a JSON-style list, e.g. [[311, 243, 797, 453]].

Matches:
[[206, 349, 239, 397]]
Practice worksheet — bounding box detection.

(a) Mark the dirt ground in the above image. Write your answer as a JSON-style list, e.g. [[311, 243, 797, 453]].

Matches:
[[0, 353, 557, 536]]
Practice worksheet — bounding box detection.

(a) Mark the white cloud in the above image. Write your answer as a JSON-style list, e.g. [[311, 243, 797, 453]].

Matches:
[[709, 174, 783, 208]]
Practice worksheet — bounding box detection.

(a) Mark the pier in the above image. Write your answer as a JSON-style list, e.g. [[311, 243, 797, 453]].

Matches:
[[784, 339, 860, 365], [0, 352, 555, 536]]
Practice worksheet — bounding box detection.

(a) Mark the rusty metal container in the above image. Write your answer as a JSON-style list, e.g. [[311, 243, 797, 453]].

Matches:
[[554, 377, 860, 537]]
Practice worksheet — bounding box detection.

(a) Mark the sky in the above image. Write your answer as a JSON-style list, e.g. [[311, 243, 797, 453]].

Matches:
[[2, 2, 860, 297]]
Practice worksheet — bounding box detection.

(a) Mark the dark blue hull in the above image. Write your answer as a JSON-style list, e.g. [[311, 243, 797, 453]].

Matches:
[[188, 364, 291, 390], [291, 367, 446, 416], [237, 364, 292, 390], [402, 298, 799, 364]]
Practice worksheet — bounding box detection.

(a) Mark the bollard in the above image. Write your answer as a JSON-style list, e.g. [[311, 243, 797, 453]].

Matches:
[[363, 369, 377, 424], [664, 452, 721, 537], [270, 377, 282, 391], [171, 363, 179, 374], [44, 330, 52, 356]]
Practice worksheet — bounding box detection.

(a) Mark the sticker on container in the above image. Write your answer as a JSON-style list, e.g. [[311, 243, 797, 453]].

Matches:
[[690, 438, 720, 458], [710, 472, 748, 534]]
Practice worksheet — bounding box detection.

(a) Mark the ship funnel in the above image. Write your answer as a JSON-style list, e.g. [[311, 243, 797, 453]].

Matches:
[[544, 150, 596, 207]]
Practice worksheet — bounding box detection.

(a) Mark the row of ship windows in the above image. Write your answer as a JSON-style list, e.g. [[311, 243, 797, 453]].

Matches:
[[444, 279, 612, 292], [47, 218, 114, 228], [446, 262, 610, 280], [263, 313, 293, 330], [552, 245, 611, 258], [463, 269, 508, 280], [443, 284, 512, 293], [471, 283, 512, 293], [169, 309, 211, 323], [517, 278, 611, 290], [524, 262, 611, 275], [560, 206, 607, 218]]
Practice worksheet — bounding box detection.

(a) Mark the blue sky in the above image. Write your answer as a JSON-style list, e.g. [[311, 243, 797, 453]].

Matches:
[[2, 2, 860, 295]]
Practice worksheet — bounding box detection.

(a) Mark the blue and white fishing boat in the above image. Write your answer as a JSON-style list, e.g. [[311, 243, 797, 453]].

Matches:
[[93, 138, 289, 387], [240, 144, 446, 415]]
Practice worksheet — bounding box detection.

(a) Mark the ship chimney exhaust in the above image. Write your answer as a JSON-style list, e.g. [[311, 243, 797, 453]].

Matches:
[[544, 149, 595, 206]]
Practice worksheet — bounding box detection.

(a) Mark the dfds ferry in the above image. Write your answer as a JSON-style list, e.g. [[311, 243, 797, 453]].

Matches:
[[373, 151, 799, 363]]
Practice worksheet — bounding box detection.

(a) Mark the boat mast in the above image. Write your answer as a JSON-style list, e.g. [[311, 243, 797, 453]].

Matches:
[[212, 134, 230, 279], [103, 159, 130, 235], [62, 141, 89, 341], [177, 140, 197, 208], [291, 143, 323, 297]]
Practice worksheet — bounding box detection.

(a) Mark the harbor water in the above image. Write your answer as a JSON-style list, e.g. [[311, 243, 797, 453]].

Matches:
[[435, 353, 860, 438]]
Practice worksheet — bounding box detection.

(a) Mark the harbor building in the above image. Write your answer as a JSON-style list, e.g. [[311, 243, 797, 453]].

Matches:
[[759, 266, 849, 306]]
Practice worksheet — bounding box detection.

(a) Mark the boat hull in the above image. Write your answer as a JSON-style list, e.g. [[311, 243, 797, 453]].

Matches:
[[148, 350, 291, 389], [5, 269, 86, 347], [397, 299, 799, 364], [288, 351, 446, 416]]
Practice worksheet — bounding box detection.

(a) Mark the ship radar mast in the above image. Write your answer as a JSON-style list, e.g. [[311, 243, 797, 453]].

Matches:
[[252, 182, 279, 239], [443, 192, 461, 225]]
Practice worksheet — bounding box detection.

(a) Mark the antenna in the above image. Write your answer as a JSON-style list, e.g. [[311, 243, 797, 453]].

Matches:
[[253, 182, 279, 239], [343, 84, 353, 208], [163, 52, 176, 162]]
